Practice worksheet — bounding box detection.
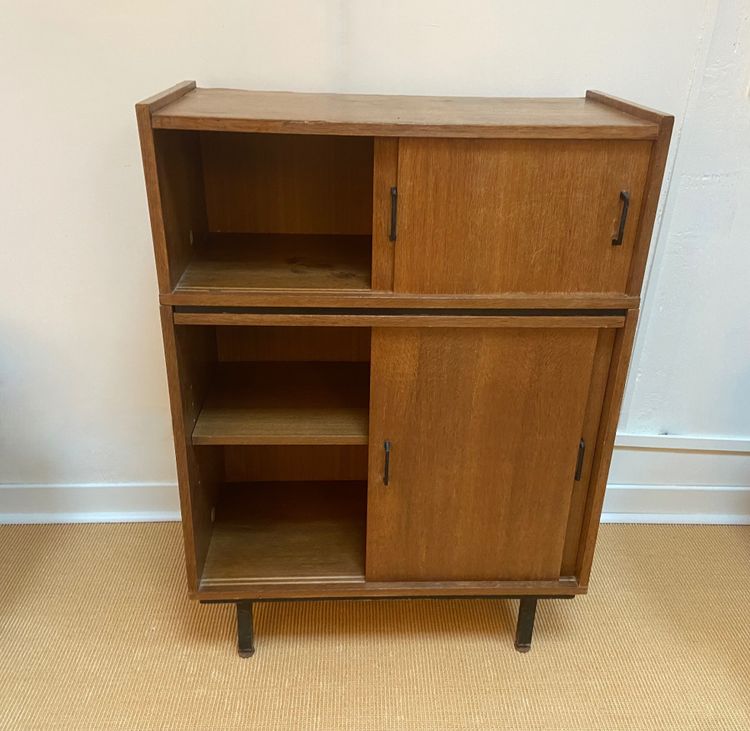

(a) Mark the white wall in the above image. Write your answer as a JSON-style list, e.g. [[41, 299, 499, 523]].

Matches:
[[620, 0, 750, 438], [1, 0, 748, 520]]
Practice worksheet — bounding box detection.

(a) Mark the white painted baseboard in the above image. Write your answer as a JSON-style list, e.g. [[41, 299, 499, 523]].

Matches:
[[1, 434, 749, 524], [602, 434, 750, 524], [601, 485, 750, 524], [0, 483, 181, 524]]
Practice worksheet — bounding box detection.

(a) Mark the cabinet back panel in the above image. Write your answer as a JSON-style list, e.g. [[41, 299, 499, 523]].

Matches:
[[216, 326, 371, 362], [394, 139, 651, 294], [201, 133, 373, 235], [367, 326, 600, 582], [225, 445, 368, 482]]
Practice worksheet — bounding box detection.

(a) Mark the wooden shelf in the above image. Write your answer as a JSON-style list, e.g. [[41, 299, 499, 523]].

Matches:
[[175, 234, 372, 294], [201, 482, 366, 588], [192, 362, 370, 446]]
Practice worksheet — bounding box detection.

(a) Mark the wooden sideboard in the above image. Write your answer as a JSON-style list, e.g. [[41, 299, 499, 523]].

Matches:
[[137, 83, 672, 656]]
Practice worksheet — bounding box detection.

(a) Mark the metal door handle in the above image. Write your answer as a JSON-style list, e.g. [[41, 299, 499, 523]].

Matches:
[[612, 190, 630, 245], [383, 440, 391, 485], [389, 187, 398, 241], [574, 439, 585, 481]]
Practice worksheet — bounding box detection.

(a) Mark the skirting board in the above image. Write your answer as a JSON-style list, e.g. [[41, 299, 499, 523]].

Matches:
[[1, 434, 749, 525], [0, 483, 181, 524], [602, 433, 750, 525]]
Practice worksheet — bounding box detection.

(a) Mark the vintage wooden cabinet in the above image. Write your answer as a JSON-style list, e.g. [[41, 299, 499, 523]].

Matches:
[[136, 82, 672, 656]]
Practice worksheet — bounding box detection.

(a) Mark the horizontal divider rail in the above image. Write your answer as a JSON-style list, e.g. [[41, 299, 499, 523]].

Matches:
[[173, 307, 627, 329]]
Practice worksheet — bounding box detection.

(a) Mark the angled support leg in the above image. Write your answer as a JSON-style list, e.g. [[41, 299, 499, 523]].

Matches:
[[514, 597, 538, 653], [236, 601, 255, 658]]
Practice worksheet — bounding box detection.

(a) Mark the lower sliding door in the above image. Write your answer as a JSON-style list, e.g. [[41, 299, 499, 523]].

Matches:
[[366, 326, 602, 582]]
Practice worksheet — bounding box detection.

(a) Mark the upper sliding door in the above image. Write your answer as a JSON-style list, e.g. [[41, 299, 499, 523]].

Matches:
[[392, 139, 651, 294]]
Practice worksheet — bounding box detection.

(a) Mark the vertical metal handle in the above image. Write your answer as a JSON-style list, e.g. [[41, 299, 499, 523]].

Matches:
[[574, 439, 585, 481], [612, 190, 630, 245], [389, 187, 398, 242], [383, 440, 391, 486]]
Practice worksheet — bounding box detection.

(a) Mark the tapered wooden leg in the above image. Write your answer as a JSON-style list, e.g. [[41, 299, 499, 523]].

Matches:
[[514, 597, 538, 653], [236, 601, 255, 658]]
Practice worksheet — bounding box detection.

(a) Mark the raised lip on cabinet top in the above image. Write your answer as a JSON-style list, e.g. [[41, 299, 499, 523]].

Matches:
[[139, 81, 667, 139]]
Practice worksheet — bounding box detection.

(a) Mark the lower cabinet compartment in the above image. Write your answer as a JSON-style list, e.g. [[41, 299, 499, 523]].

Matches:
[[201, 480, 367, 589], [169, 316, 619, 596]]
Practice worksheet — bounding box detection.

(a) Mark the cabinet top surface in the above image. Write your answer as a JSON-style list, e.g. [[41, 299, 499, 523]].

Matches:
[[146, 86, 663, 139]]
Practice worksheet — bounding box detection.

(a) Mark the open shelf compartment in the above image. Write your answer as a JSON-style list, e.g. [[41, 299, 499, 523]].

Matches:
[[171, 322, 372, 591], [201, 481, 366, 588], [154, 130, 374, 296], [180, 324, 371, 446], [193, 361, 369, 446], [178, 233, 371, 293]]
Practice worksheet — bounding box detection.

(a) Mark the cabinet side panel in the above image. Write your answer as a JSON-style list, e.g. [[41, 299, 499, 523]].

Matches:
[[136, 107, 172, 292], [576, 310, 639, 586], [153, 130, 208, 290], [584, 91, 674, 297], [560, 328, 615, 575], [159, 307, 219, 590], [627, 117, 674, 295], [371, 138, 398, 289]]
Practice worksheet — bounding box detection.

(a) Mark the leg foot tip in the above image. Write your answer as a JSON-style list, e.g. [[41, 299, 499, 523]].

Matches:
[[514, 643, 531, 653], [238, 648, 255, 658]]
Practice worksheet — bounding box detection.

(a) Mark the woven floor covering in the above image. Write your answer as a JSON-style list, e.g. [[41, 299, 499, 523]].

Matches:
[[1, 523, 749, 730]]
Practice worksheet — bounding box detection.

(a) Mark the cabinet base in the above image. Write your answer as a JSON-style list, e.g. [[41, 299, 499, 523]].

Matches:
[[203, 595, 571, 658]]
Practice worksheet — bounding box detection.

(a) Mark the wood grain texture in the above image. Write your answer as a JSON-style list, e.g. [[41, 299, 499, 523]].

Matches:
[[160, 306, 219, 590], [366, 327, 599, 582], [136, 82, 197, 293], [224, 445, 368, 482], [200, 133, 373, 235], [586, 92, 674, 297], [201, 482, 367, 587], [152, 88, 659, 139], [394, 139, 651, 295], [174, 312, 625, 328], [175, 234, 371, 293], [192, 362, 370, 446], [216, 326, 370, 362], [560, 328, 615, 575], [136, 110, 170, 292], [371, 138, 398, 290], [576, 310, 639, 587], [151, 130, 208, 290]]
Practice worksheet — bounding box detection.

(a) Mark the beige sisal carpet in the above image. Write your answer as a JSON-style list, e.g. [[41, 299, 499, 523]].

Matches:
[[1, 523, 749, 730]]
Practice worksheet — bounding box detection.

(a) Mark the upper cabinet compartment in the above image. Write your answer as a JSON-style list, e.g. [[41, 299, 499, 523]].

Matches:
[[393, 138, 652, 295], [139, 84, 671, 305], [148, 126, 374, 296]]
